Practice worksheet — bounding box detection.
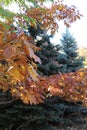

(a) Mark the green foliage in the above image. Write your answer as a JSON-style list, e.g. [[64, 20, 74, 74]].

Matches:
[[28, 26, 84, 75], [37, 37, 61, 76], [58, 29, 85, 73], [0, 0, 51, 25], [0, 0, 54, 6], [0, 6, 15, 20], [0, 0, 32, 5]]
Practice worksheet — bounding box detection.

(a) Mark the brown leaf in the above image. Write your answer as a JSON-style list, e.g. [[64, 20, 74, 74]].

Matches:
[[0, 31, 4, 45], [3, 45, 16, 59]]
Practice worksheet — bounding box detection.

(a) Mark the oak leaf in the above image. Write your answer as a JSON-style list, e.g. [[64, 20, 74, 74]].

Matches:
[[3, 45, 16, 59], [7, 66, 24, 82]]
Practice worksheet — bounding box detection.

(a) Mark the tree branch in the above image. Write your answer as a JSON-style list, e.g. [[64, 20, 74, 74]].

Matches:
[[0, 98, 17, 109]]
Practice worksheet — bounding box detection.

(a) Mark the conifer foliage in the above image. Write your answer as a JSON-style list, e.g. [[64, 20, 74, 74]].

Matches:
[[58, 29, 84, 72], [36, 35, 61, 76], [27, 25, 61, 76]]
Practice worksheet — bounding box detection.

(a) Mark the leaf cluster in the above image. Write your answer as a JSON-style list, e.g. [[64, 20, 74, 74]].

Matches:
[[39, 68, 87, 106], [0, 2, 84, 105]]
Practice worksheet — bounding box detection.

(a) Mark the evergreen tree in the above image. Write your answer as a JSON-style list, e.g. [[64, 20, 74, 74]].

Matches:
[[58, 29, 84, 73], [36, 35, 62, 76], [28, 25, 62, 76]]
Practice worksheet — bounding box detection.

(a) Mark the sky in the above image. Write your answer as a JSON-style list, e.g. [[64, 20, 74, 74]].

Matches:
[[52, 0, 87, 47], [8, 0, 87, 47]]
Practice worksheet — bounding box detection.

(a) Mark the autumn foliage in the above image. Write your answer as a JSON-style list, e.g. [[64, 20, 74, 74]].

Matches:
[[0, 1, 86, 105], [40, 68, 87, 106]]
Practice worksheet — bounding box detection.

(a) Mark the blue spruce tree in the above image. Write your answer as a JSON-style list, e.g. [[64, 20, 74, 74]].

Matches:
[[58, 29, 84, 73]]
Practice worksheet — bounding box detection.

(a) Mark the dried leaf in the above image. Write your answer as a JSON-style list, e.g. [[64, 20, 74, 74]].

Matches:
[[0, 31, 4, 44], [28, 64, 38, 81], [3, 45, 16, 58], [34, 55, 41, 64]]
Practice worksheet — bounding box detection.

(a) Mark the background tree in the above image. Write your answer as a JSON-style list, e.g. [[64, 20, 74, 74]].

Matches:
[[27, 25, 62, 76], [36, 35, 61, 76], [58, 29, 84, 73]]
